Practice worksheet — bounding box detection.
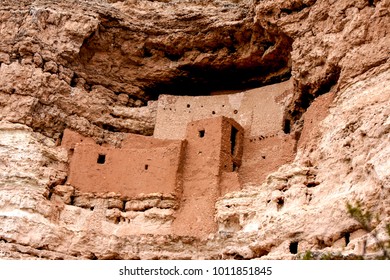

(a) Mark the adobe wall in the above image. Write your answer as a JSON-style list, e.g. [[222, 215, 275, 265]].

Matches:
[[219, 117, 244, 173], [121, 133, 181, 149], [61, 129, 96, 150], [64, 132, 185, 198], [61, 108, 293, 237], [239, 134, 296, 185], [152, 80, 296, 188], [220, 172, 241, 197], [63, 117, 244, 238], [172, 116, 244, 237], [154, 79, 293, 140]]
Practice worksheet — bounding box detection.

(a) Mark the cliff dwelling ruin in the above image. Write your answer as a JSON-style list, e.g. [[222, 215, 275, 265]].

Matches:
[[61, 79, 296, 238], [1, 0, 389, 261]]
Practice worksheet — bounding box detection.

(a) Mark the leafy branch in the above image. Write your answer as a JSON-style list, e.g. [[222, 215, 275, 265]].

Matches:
[[346, 201, 389, 259], [300, 202, 389, 260]]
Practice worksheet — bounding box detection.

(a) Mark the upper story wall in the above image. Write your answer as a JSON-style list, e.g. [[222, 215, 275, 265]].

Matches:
[[183, 116, 244, 179], [172, 116, 244, 237], [154, 79, 293, 140], [219, 117, 244, 173]]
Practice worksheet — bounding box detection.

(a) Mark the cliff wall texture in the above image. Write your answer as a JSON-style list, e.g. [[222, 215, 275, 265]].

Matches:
[[0, 0, 389, 259]]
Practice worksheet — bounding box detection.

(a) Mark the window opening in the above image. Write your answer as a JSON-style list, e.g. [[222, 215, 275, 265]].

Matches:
[[283, 119, 291, 134], [199, 129, 205, 138], [97, 154, 106, 164], [231, 126, 238, 155]]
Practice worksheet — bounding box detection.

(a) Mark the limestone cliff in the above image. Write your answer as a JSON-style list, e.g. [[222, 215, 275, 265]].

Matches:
[[0, 0, 389, 259]]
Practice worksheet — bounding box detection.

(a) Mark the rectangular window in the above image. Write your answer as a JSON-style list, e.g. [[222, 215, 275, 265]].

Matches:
[[230, 126, 238, 155], [97, 154, 106, 164]]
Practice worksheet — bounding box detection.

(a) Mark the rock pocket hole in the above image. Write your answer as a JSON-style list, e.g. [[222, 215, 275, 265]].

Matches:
[[344, 232, 350, 246], [289, 241, 298, 254], [306, 181, 319, 188], [277, 197, 284, 210], [70, 196, 75, 205]]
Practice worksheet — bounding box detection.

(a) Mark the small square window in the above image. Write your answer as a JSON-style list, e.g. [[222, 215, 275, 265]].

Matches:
[[97, 154, 106, 164], [198, 129, 205, 138]]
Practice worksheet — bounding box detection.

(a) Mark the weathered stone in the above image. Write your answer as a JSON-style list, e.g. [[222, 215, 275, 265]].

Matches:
[[52, 185, 74, 204], [0, 52, 10, 64], [125, 199, 160, 212], [43, 61, 58, 74], [106, 198, 124, 210], [116, 93, 129, 106]]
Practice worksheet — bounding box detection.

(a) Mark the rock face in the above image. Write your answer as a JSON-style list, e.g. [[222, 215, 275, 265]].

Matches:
[[0, 0, 389, 259]]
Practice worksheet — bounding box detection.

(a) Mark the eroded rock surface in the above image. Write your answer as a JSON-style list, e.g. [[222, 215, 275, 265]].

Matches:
[[217, 68, 390, 258], [0, 0, 389, 259]]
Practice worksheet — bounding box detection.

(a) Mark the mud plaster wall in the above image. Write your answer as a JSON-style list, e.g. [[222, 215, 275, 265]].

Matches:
[[182, 116, 244, 179], [61, 129, 96, 149], [153, 81, 295, 187], [220, 117, 244, 173], [172, 116, 244, 237], [239, 135, 296, 185], [63, 117, 244, 237], [154, 79, 293, 140], [65, 133, 185, 198]]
